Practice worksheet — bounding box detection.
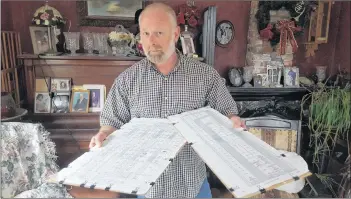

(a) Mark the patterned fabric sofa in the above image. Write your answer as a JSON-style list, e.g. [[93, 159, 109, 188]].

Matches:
[[1, 122, 73, 198]]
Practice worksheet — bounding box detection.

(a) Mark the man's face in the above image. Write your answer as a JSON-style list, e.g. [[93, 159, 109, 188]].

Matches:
[[139, 11, 180, 64]]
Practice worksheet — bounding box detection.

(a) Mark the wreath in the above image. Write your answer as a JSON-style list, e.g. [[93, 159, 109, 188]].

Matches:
[[255, 1, 318, 54]]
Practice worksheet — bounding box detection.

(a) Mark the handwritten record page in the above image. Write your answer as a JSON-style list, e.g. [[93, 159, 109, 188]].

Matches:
[[167, 107, 311, 198], [49, 118, 186, 196]]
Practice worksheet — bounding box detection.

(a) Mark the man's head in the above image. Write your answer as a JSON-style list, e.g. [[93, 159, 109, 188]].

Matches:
[[79, 93, 84, 100], [139, 3, 180, 64]]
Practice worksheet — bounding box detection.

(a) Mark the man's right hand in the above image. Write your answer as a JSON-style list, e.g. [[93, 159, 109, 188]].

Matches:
[[89, 131, 108, 149]]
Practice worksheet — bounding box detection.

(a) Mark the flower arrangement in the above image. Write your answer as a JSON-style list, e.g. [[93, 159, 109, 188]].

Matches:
[[176, 4, 201, 28], [32, 3, 65, 26], [107, 25, 136, 55], [108, 31, 134, 43]]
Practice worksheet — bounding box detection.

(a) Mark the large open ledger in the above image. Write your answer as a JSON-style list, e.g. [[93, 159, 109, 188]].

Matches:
[[48, 107, 311, 198]]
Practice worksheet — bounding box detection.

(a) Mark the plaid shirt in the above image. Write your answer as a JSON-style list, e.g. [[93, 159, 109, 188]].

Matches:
[[100, 53, 238, 198]]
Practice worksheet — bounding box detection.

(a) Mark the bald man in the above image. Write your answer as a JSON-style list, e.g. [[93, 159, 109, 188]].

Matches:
[[89, 2, 245, 198]]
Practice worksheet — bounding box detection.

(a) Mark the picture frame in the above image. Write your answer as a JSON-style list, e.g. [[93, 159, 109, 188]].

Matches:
[[51, 93, 70, 113], [83, 84, 106, 112], [284, 67, 300, 88], [29, 26, 57, 54], [76, 0, 146, 27], [70, 90, 90, 113], [35, 77, 51, 92], [180, 36, 195, 55], [34, 92, 51, 113], [50, 78, 71, 92]]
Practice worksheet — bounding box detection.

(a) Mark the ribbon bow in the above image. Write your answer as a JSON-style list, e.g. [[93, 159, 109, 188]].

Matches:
[[276, 20, 302, 55], [259, 24, 274, 40]]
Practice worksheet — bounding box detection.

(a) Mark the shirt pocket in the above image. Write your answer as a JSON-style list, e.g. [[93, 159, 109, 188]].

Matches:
[[173, 84, 207, 113]]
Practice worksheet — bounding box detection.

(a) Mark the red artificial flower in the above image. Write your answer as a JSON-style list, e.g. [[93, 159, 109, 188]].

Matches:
[[188, 15, 197, 27], [177, 12, 185, 25]]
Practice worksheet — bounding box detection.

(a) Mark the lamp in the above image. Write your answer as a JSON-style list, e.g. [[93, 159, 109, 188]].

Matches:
[[32, 1, 65, 56]]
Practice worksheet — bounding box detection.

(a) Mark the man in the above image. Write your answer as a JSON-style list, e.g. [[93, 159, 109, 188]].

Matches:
[[89, 3, 245, 198], [73, 93, 88, 112]]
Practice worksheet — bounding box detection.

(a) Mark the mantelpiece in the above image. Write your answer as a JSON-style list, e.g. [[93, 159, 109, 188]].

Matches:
[[18, 53, 143, 167]]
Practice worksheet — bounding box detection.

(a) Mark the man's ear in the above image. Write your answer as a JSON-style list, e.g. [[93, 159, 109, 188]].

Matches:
[[174, 26, 180, 43]]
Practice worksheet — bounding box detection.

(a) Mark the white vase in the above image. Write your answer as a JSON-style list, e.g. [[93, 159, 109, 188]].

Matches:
[[242, 66, 253, 87], [316, 66, 327, 87]]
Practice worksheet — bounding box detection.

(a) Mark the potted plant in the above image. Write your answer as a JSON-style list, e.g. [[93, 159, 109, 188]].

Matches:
[[300, 82, 350, 196]]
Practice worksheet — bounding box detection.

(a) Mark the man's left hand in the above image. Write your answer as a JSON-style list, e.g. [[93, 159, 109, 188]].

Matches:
[[230, 115, 247, 129]]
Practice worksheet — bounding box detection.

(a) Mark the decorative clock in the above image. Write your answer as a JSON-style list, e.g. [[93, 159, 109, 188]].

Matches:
[[215, 20, 234, 47]]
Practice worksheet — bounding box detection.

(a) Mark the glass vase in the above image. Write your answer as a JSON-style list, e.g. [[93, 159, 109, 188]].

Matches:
[[242, 66, 253, 87], [316, 66, 327, 87], [63, 32, 80, 55], [82, 32, 94, 54]]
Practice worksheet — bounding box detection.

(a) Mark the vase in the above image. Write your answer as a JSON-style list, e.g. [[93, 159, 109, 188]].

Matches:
[[63, 32, 80, 55], [1, 92, 16, 119], [110, 40, 129, 56], [82, 32, 94, 54], [316, 66, 327, 87], [242, 66, 253, 87], [229, 68, 243, 87]]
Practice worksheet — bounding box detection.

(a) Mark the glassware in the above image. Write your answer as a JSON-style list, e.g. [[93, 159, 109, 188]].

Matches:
[[63, 32, 80, 55], [1, 92, 16, 119], [316, 66, 327, 87], [82, 32, 94, 54], [242, 66, 253, 87]]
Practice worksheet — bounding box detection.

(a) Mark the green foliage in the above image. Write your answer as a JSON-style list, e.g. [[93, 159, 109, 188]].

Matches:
[[301, 86, 351, 174]]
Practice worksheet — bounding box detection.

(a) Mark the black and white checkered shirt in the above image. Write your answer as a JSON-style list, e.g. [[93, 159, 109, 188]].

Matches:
[[100, 53, 238, 198]]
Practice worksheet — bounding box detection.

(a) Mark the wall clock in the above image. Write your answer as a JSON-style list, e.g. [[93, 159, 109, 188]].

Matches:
[[215, 20, 234, 47]]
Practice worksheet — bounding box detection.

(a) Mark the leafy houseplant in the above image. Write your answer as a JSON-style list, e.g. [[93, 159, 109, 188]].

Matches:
[[301, 85, 350, 196]]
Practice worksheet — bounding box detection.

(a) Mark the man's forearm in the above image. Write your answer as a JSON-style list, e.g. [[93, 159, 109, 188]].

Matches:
[[99, 125, 117, 136]]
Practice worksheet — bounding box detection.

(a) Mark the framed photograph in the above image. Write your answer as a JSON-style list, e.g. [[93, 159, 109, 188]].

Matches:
[[35, 77, 50, 92], [180, 36, 195, 55], [51, 94, 70, 113], [76, 0, 146, 27], [51, 78, 71, 92], [34, 92, 51, 113], [70, 90, 90, 113], [83, 84, 106, 112], [284, 67, 300, 87], [29, 26, 57, 54]]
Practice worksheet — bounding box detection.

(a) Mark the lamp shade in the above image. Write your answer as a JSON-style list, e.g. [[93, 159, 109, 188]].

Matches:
[[32, 2, 65, 26]]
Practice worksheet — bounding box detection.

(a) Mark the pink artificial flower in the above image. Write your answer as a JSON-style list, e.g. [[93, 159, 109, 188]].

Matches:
[[40, 12, 49, 20]]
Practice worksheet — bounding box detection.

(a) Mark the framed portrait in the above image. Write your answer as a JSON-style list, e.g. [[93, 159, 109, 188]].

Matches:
[[83, 84, 106, 112], [51, 78, 71, 92], [34, 92, 51, 113], [180, 36, 195, 55], [29, 26, 57, 54], [70, 90, 90, 113], [284, 67, 300, 88], [51, 94, 70, 113], [76, 0, 146, 27]]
